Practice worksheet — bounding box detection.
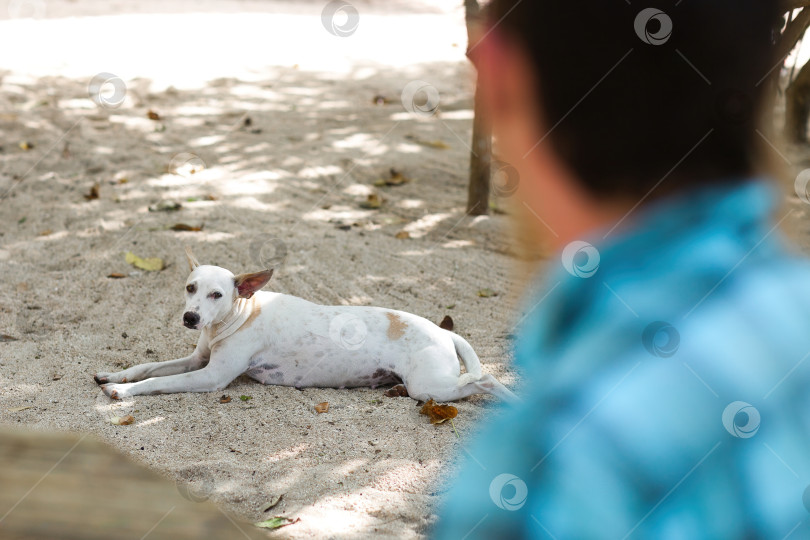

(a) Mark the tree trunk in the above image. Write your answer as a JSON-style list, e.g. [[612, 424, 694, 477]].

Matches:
[[786, 59, 810, 142], [465, 0, 491, 215]]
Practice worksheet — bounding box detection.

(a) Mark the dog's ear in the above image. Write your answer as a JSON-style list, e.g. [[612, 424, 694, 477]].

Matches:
[[234, 269, 274, 299], [184, 246, 200, 271]]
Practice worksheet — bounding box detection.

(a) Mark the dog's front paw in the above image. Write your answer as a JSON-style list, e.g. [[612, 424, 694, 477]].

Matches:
[[100, 383, 132, 400], [94, 371, 130, 385]]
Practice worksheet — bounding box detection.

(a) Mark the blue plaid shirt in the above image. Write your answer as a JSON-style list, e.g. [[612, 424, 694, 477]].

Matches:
[[434, 181, 810, 539]]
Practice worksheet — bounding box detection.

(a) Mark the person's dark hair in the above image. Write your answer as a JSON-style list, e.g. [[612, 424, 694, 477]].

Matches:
[[485, 1, 783, 200]]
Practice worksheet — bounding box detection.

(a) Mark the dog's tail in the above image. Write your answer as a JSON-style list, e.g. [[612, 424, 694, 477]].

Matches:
[[449, 332, 484, 386]]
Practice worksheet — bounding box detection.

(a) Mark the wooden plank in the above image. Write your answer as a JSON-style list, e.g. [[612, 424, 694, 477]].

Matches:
[[0, 427, 260, 540]]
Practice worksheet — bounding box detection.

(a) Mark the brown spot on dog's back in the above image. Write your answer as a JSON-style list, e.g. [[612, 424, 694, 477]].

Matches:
[[385, 312, 407, 340]]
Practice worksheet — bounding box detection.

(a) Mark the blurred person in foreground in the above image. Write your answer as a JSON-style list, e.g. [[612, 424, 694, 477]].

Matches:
[[434, 1, 810, 538]]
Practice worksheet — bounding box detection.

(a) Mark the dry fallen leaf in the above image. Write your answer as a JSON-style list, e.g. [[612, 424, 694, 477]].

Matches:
[[416, 139, 450, 150], [0, 334, 19, 342], [107, 273, 126, 279], [374, 168, 410, 187], [7, 406, 31, 412], [125, 252, 165, 272], [219, 395, 232, 404], [439, 315, 454, 331], [84, 183, 100, 201], [147, 110, 161, 120], [395, 231, 410, 240], [263, 494, 284, 512], [384, 384, 409, 398], [477, 288, 498, 298], [19, 141, 33, 151], [359, 193, 383, 209], [38, 229, 52, 236], [170, 223, 204, 232], [419, 399, 458, 425], [110, 415, 135, 425], [372, 94, 392, 105], [314, 402, 329, 414], [148, 200, 182, 212]]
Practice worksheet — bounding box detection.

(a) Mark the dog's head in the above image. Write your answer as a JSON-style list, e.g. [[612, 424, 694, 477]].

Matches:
[[181, 247, 273, 330]]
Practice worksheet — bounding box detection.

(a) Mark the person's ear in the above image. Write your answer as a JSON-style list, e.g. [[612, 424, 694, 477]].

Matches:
[[233, 269, 274, 299]]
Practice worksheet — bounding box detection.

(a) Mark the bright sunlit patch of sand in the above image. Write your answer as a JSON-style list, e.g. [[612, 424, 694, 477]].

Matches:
[[402, 211, 452, 238], [264, 443, 309, 463]]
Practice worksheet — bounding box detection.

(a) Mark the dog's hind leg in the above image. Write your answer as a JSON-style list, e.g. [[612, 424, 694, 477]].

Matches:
[[406, 373, 519, 403]]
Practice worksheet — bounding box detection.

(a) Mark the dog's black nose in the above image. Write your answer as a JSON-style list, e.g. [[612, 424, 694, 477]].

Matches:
[[183, 312, 200, 328]]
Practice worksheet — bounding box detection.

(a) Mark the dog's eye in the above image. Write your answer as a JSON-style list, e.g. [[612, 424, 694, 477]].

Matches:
[[211, 291, 222, 299], [186, 284, 196, 293]]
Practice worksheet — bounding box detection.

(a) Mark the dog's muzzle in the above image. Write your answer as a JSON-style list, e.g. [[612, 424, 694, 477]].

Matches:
[[183, 312, 200, 329]]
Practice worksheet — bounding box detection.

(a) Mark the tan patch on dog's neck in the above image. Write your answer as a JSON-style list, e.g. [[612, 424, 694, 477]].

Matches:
[[385, 312, 407, 340], [239, 296, 261, 331]]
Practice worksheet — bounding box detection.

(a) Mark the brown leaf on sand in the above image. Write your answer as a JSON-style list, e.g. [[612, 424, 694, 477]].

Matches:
[[359, 193, 383, 209], [170, 223, 204, 232], [147, 110, 161, 121], [0, 334, 19, 342], [107, 273, 126, 279], [384, 384, 409, 398], [219, 395, 232, 404], [416, 139, 450, 150], [395, 231, 410, 240], [439, 315, 454, 331], [477, 288, 497, 298], [419, 399, 458, 425], [84, 183, 100, 201], [110, 415, 135, 425], [372, 94, 393, 105], [314, 402, 329, 414], [38, 229, 52, 236], [374, 168, 410, 187]]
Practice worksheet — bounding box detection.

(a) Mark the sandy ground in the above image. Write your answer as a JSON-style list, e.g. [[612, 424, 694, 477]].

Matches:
[[0, 1, 526, 538]]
